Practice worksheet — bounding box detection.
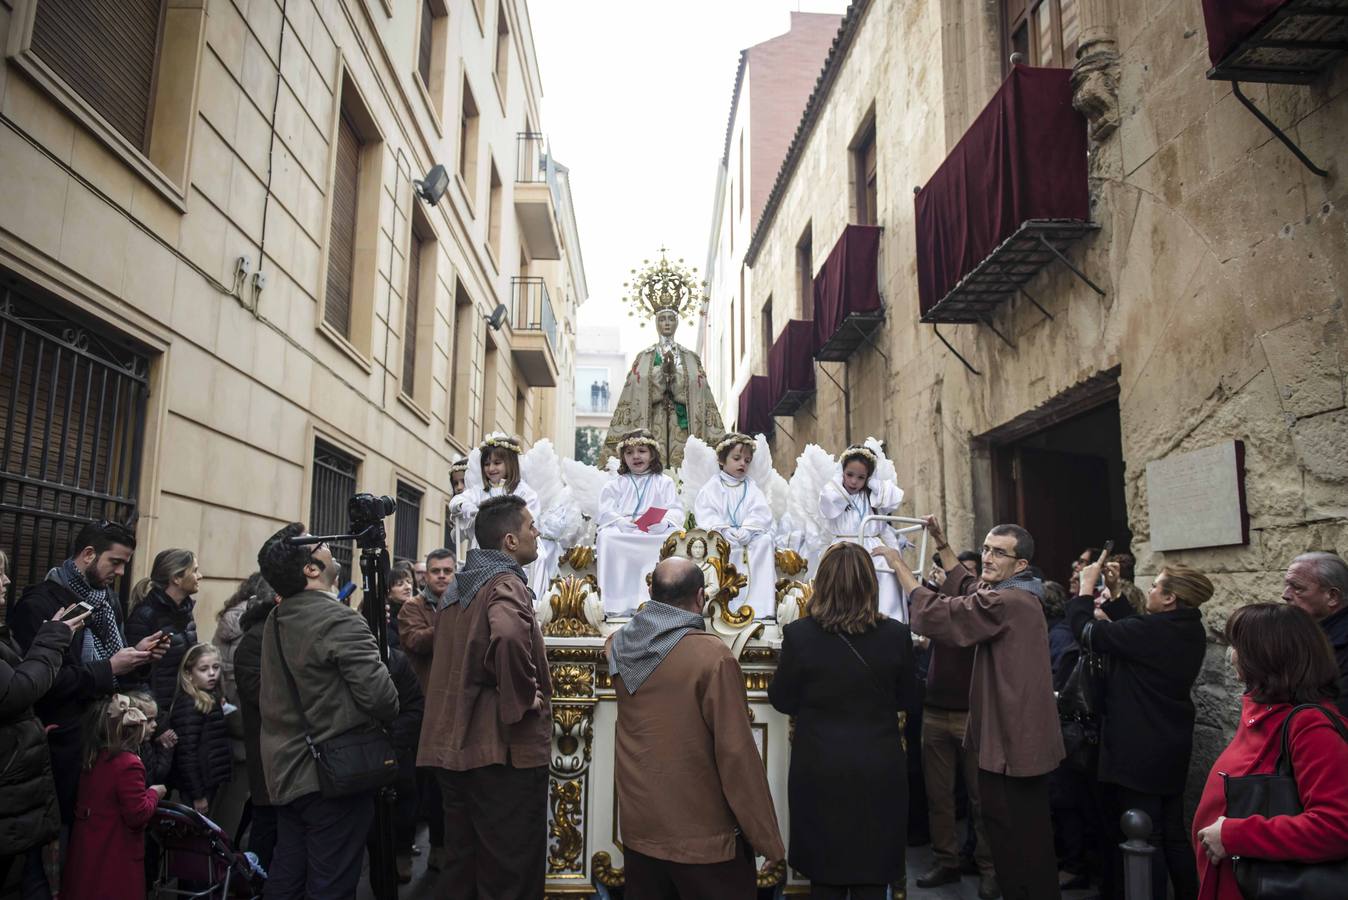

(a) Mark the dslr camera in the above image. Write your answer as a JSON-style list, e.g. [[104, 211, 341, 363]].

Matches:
[[349, 492, 396, 535]]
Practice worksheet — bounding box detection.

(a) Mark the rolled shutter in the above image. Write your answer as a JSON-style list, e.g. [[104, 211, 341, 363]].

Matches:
[[402, 236, 422, 395], [418, 0, 434, 87], [31, 0, 165, 152], [324, 111, 361, 338]]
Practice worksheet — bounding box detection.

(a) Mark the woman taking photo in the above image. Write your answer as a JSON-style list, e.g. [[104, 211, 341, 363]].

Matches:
[[768, 541, 916, 899], [1069, 556, 1210, 900], [1193, 602, 1348, 900]]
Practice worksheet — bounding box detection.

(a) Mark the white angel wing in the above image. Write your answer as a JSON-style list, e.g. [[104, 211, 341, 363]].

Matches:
[[748, 434, 791, 522], [678, 436, 719, 521], [537, 485, 585, 546], [521, 439, 565, 518], [465, 446, 484, 493], [863, 435, 897, 486], [560, 457, 614, 524], [786, 443, 838, 562]]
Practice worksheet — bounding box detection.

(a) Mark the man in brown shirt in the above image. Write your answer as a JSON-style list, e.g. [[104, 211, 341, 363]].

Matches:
[[879, 519, 1064, 900], [417, 495, 551, 899], [607, 558, 784, 899]]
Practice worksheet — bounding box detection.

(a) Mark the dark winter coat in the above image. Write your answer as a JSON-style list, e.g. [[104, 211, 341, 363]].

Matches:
[[124, 588, 199, 716], [233, 601, 271, 804], [1067, 595, 1207, 796], [1319, 606, 1348, 716], [768, 616, 917, 884], [168, 692, 232, 803], [0, 620, 71, 854], [138, 737, 174, 787], [9, 578, 126, 822], [386, 648, 425, 755]]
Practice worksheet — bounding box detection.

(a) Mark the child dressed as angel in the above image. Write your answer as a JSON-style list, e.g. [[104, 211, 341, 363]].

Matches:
[[449, 433, 540, 552], [819, 442, 910, 621], [596, 428, 683, 614], [693, 433, 777, 619]]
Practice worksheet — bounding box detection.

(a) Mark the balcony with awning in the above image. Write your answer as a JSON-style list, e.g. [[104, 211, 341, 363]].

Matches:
[[509, 276, 558, 387], [737, 375, 774, 437], [914, 65, 1099, 368], [813, 224, 884, 362], [1201, 0, 1347, 176], [768, 319, 818, 416]]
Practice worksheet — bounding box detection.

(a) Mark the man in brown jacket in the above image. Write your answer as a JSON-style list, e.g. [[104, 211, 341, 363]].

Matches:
[[417, 495, 550, 899], [607, 557, 784, 899], [879, 520, 1064, 900]]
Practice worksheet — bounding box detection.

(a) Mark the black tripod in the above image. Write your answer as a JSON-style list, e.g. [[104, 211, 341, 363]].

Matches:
[[292, 513, 399, 900]]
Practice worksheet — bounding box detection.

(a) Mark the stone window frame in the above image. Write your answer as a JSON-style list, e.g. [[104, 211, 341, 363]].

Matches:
[[447, 276, 479, 450], [399, 202, 439, 419], [485, 156, 504, 270], [492, 0, 510, 116], [413, 0, 450, 137], [848, 106, 879, 227], [456, 71, 481, 217], [316, 60, 387, 369], [5, 0, 208, 212]]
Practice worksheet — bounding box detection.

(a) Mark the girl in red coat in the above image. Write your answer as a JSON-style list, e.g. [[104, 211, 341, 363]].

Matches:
[[63, 693, 167, 900], [1192, 602, 1348, 900]]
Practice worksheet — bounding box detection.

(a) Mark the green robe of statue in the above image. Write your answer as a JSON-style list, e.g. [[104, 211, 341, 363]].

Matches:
[[602, 340, 725, 469]]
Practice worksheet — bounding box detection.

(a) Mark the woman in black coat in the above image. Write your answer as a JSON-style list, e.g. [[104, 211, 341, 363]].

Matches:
[[125, 548, 201, 715], [1069, 556, 1211, 900], [768, 542, 917, 899], [0, 549, 88, 888]]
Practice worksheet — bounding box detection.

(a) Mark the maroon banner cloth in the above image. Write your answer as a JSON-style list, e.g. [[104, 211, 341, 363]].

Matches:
[[813, 224, 883, 350], [768, 319, 817, 407], [737, 375, 774, 436], [914, 66, 1089, 316], [1202, 0, 1286, 66]]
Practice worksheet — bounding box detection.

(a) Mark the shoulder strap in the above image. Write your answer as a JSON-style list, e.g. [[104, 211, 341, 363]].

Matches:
[[1276, 703, 1348, 776], [269, 614, 314, 735], [837, 632, 890, 701]]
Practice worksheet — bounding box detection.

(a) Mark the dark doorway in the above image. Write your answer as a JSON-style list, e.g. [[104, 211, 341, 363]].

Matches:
[[988, 397, 1130, 589]]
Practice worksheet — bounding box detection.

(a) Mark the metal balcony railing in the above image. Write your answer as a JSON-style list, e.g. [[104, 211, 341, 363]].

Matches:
[[516, 132, 547, 183], [511, 277, 558, 352]]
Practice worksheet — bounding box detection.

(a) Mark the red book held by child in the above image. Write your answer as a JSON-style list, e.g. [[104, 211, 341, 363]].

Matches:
[[633, 507, 668, 533]]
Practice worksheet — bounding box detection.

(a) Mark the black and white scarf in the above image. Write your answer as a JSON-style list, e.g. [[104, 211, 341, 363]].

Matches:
[[51, 560, 125, 662], [607, 601, 706, 694]]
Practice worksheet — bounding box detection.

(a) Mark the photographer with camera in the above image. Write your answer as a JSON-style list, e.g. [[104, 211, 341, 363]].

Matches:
[[256, 522, 398, 899]]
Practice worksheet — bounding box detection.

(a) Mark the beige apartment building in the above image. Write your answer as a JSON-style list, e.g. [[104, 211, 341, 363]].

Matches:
[[715, 0, 1347, 781], [699, 11, 841, 422], [0, 0, 585, 632]]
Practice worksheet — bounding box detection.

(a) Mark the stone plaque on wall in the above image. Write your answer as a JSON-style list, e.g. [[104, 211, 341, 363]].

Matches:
[[1146, 440, 1249, 552]]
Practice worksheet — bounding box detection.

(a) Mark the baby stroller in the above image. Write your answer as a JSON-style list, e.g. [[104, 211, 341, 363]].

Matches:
[[148, 802, 266, 899]]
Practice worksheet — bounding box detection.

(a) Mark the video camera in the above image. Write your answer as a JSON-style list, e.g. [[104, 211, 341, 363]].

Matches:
[[348, 492, 396, 548]]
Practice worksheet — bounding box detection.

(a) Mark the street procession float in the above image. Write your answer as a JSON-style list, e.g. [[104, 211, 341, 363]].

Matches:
[[455, 253, 930, 897]]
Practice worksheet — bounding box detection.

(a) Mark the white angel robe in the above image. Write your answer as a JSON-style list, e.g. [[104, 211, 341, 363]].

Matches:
[[694, 474, 777, 620], [818, 477, 909, 622], [596, 473, 683, 615], [448, 480, 541, 555]]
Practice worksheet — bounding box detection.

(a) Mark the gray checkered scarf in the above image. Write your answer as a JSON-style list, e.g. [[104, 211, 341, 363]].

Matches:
[[50, 560, 125, 662], [990, 570, 1046, 599], [444, 549, 530, 609], [607, 601, 706, 695]]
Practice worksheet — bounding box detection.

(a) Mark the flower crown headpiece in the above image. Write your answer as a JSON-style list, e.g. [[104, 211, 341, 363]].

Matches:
[[842, 445, 877, 465], [715, 433, 755, 455], [449, 458, 469, 474], [480, 433, 522, 455], [616, 434, 660, 455]]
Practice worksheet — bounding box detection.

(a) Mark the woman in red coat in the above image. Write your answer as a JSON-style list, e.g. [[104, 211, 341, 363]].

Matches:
[[63, 693, 168, 900], [1192, 602, 1348, 900]]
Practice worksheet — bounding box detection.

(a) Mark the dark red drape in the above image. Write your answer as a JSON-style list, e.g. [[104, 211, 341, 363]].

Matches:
[[1202, 0, 1286, 66], [737, 375, 774, 436], [768, 319, 817, 408], [813, 224, 883, 349], [914, 66, 1089, 316]]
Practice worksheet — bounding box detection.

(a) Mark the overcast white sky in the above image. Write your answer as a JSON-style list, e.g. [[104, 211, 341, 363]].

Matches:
[[528, 0, 848, 363]]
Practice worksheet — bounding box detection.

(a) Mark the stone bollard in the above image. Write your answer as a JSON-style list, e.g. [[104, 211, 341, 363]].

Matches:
[[1120, 808, 1156, 900]]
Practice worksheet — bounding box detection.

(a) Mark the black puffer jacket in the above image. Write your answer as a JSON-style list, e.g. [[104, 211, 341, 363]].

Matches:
[[168, 692, 232, 803], [233, 601, 272, 804], [0, 620, 71, 854], [125, 588, 199, 715], [387, 648, 424, 754]]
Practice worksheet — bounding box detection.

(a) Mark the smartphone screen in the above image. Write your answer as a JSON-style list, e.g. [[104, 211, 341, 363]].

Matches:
[[60, 602, 93, 622]]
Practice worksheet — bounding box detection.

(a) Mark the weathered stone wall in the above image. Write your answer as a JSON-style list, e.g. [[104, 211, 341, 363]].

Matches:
[[741, 0, 1348, 800]]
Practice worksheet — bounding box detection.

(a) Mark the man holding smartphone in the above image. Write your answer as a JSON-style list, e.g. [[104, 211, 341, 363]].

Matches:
[[10, 520, 169, 831]]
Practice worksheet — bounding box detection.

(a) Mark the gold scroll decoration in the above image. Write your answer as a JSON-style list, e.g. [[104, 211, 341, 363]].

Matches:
[[758, 859, 787, 887], [547, 778, 584, 876], [550, 663, 595, 700], [542, 574, 602, 638], [592, 851, 624, 888]]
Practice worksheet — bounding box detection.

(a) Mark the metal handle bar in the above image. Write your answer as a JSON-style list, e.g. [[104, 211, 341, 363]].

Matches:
[[858, 514, 931, 573]]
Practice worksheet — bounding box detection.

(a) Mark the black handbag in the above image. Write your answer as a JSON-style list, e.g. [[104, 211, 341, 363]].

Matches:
[[270, 620, 398, 799], [1222, 703, 1348, 899], [1057, 623, 1105, 775]]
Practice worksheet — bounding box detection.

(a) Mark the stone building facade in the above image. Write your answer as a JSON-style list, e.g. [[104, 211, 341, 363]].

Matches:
[[699, 11, 842, 421], [0, 0, 585, 633], [716, 0, 1347, 790]]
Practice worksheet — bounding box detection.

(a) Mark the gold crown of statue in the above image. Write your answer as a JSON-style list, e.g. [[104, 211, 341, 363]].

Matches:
[[622, 248, 706, 321]]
